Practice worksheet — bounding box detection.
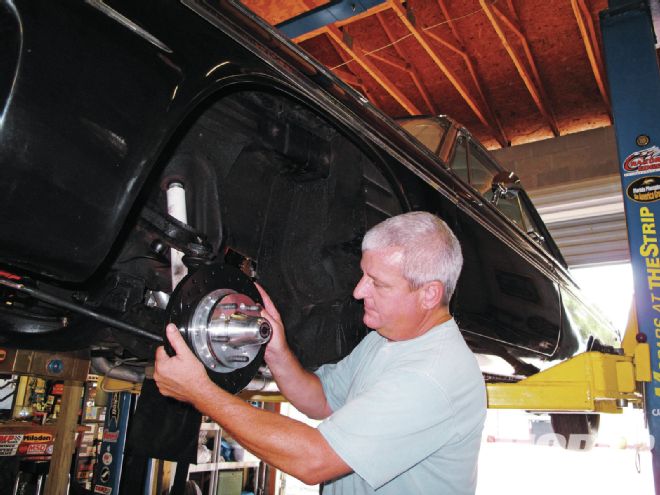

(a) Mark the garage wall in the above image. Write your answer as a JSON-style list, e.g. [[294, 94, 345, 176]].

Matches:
[[491, 127, 629, 267], [491, 126, 619, 190]]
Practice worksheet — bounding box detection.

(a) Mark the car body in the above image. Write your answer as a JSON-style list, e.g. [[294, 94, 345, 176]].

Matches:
[[0, 0, 618, 386]]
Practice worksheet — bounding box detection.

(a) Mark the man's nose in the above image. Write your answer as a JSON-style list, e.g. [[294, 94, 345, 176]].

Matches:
[[353, 276, 368, 300]]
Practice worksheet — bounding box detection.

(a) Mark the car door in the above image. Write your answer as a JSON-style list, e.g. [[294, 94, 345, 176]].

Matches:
[[448, 133, 563, 363]]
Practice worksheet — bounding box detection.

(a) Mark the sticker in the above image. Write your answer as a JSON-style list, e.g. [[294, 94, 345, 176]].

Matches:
[[623, 146, 660, 176], [102, 431, 119, 443], [23, 433, 53, 443], [0, 435, 22, 456], [627, 176, 660, 202], [100, 466, 111, 483], [102, 452, 113, 465], [25, 443, 49, 455]]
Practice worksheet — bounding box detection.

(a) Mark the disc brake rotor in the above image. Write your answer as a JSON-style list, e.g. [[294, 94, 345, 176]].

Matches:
[[165, 263, 271, 393]]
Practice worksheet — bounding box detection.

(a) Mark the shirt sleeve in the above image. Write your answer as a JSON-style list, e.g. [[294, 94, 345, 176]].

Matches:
[[314, 332, 377, 412], [318, 369, 456, 489]]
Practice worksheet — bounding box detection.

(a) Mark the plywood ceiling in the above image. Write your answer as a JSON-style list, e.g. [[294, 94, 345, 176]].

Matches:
[[241, 0, 612, 149]]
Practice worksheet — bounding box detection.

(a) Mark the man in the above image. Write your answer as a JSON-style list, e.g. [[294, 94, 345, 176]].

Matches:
[[154, 211, 486, 493]]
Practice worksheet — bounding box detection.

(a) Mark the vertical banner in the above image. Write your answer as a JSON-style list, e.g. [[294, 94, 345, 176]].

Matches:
[[601, 1, 660, 491], [93, 392, 132, 494]]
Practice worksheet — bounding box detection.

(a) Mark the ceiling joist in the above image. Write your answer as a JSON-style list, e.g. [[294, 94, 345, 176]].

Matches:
[[481, 0, 560, 137], [329, 43, 382, 105], [570, 0, 612, 117], [376, 11, 437, 114], [432, 0, 509, 146], [263, 0, 613, 148], [387, 0, 507, 146], [325, 25, 422, 114]]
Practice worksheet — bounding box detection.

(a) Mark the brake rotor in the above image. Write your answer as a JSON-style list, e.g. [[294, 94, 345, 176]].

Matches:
[[165, 263, 271, 393]]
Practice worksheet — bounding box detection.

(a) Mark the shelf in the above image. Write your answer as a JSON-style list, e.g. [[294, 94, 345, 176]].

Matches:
[[188, 460, 260, 473]]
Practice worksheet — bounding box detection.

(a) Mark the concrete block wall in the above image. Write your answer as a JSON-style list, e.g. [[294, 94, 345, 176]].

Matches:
[[490, 126, 619, 191]]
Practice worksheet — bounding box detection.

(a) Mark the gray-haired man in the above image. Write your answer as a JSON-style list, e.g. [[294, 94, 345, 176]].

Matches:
[[154, 211, 486, 494]]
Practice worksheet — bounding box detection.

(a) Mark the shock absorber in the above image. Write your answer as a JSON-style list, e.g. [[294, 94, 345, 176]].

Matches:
[[166, 181, 188, 290]]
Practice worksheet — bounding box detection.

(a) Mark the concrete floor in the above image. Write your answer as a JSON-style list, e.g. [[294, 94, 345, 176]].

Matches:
[[281, 407, 653, 494], [477, 408, 652, 494], [477, 440, 651, 494]]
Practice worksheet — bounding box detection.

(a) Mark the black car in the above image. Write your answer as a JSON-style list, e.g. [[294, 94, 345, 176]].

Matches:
[[0, 0, 617, 395]]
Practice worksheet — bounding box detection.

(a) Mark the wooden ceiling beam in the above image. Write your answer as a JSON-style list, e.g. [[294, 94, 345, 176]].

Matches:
[[376, 11, 437, 114], [369, 51, 437, 115], [387, 0, 502, 142], [328, 38, 383, 106], [491, 5, 552, 120], [505, 0, 520, 22], [433, 0, 509, 146], [480, 0, 560, 136], [570, 0, 612, 116], [368, 51, 408, 72], [325, 25, 422, 114]]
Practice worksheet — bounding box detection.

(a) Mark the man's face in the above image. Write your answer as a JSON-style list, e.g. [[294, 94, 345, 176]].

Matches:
[[352, 247, 427, 341]]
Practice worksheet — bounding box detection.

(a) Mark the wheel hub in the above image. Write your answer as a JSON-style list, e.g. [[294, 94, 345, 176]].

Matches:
[[188, 289, 271, 373], [166, 262, 271, 393]]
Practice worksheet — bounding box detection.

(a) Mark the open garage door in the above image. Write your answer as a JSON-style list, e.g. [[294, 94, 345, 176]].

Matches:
[[528, 175, 629, 268]]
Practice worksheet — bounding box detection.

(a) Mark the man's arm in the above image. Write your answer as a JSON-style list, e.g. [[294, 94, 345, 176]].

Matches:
[[154, 324, 351, 485], [255, 284, 332, 420]]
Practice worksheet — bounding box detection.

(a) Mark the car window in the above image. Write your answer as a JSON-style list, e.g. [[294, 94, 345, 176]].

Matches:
[[449, 136, 497, 197], [452, 136, 552, 252], [467, 143, 497, 196], [490, 190, 552, 250], [398, 118, 448, 155], [492, 194, 526, 229], [450, 136, 469, 183]]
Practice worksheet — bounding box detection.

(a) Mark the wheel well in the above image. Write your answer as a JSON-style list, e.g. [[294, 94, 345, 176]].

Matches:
[[113, 87, 407, 367]]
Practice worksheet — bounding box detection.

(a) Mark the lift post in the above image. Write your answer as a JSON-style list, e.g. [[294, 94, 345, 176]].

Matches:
[[600, 0, 660, 490]]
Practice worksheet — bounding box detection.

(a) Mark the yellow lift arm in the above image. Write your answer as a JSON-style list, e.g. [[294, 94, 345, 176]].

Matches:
[[487, 307, 651, 413]]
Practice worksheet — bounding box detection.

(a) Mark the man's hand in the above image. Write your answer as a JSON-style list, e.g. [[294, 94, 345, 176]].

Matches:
[[254, 283, 288, 365], [254, 283, 332, 420], [154, 323, 212, 404]]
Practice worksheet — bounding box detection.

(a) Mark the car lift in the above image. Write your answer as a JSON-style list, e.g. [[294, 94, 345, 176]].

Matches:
[[600, 0, 660, 491], [489, 1, 660, 490], [487, 312, 649, 414]]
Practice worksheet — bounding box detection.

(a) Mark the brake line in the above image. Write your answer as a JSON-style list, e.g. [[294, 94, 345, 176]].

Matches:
[[0, 277, 163, 343]]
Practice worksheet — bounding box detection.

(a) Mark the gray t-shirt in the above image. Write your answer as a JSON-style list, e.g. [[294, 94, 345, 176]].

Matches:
[[315, 319, 486, 494]]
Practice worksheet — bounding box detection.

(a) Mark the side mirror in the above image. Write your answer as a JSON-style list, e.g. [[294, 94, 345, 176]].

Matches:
[[491, 171, 521, 205]]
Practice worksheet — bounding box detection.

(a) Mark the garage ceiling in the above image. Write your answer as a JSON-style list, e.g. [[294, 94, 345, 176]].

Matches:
[[242, 0, 612, 150]]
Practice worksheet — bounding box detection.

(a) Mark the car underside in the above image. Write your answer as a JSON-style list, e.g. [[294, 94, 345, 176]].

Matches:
[[0, 0, 618, 394]]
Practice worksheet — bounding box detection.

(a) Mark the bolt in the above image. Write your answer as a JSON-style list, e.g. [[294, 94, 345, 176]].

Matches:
[[150, 240, 167, 255], [47, 359, 64, 375]]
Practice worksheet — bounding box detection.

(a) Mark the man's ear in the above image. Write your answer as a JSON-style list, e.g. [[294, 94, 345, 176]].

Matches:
[[420, 281, 444, 309]]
